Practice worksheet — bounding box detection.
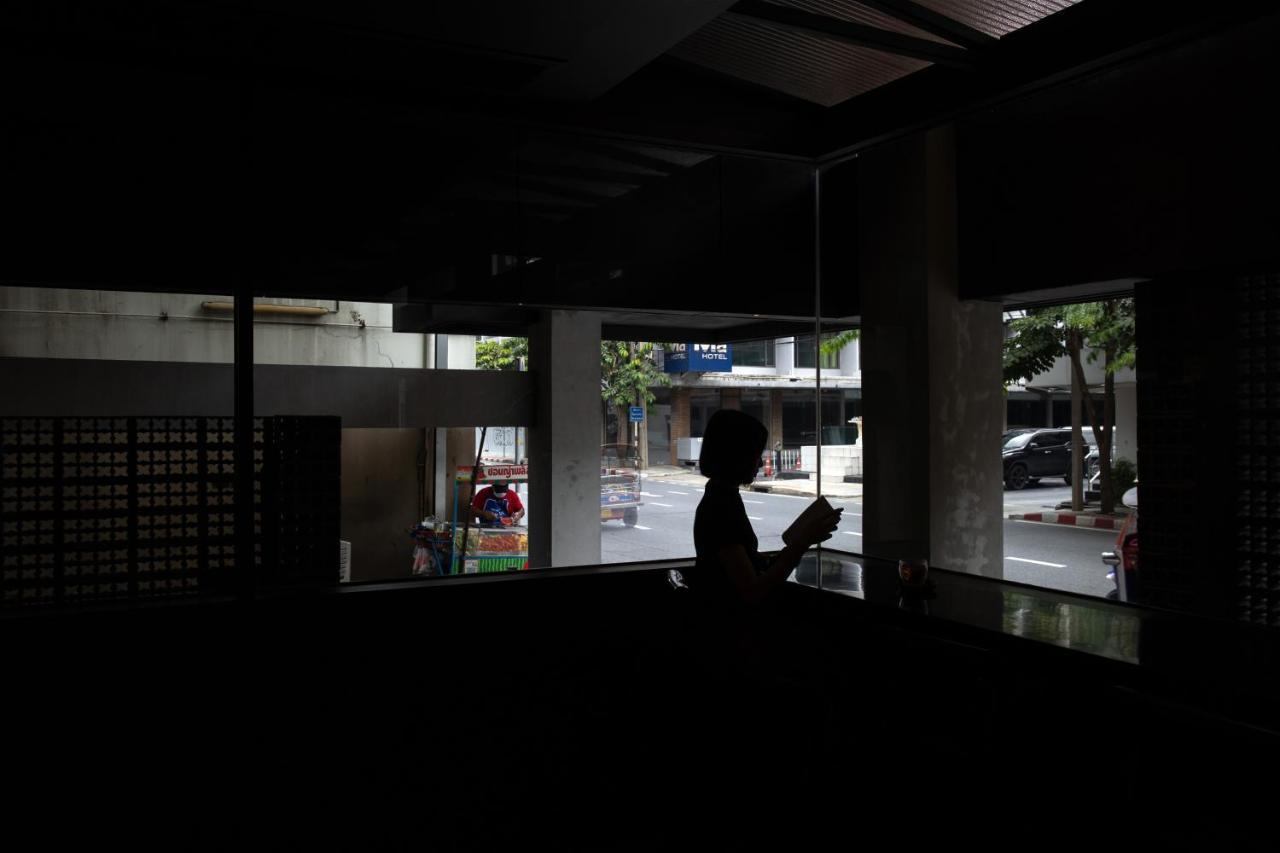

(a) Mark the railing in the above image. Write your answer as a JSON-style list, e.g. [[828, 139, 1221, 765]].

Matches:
[[770, 448, 802, 476]]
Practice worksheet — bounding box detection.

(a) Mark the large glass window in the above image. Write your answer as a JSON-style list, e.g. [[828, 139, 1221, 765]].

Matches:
[[734, 339, 775, 368], [1001, 297, 1138, 600], [0, 285, 237, 607], [795, 334, 841, 369]]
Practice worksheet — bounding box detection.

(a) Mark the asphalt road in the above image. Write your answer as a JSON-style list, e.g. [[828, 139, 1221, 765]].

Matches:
[[597, 478, 1117, 598]]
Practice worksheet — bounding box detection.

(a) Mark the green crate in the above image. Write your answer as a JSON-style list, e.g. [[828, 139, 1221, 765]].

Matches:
[[462, 556, 527, 574]]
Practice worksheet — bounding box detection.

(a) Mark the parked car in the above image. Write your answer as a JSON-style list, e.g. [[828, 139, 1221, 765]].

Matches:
[[1101, 486, 1139, 600], [1002, 428, 1082, 490]]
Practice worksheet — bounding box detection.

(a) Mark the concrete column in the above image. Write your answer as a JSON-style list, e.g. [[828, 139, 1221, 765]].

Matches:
[[443, 427, 476, 524], [1114, 382, 1138, 465], [859, 127, 1004, 577], [669, 387, 691, 464], [776, 337, 796, 375], [719, 387, 742, 411], [432, 334, 477, 521], [840, 339, 859, 376], [528, 310, 602, 568]]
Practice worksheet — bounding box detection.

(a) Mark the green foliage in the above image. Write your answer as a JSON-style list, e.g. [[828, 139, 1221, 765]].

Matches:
[[1003, 309, 1066, 385], [477, 338, 669, 412], [600, 341, 669, 408], [819, 329, 859, 357], [1003, 298, 1136, 385], [1112, 457, 1137, 497], [475, 337, 528, 370]]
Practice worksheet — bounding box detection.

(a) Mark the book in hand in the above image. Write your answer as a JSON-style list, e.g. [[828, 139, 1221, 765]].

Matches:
[[782, 495, 836, 547]]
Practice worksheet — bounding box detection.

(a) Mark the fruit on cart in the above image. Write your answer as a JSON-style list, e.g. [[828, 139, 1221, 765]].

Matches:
[[454, 529, 527, 555]]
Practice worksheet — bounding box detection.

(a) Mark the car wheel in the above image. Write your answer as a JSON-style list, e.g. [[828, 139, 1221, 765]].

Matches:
[[624, 507, 638, 527], [1005, 463, 1029, 490]]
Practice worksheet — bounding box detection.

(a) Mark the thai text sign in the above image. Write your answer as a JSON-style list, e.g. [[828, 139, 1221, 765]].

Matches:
[[456, 464, 530, 482]]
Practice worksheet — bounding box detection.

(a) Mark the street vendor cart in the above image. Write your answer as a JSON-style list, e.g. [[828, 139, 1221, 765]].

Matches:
[[600, 443, 643, 527], [451, 464, 530, 574]]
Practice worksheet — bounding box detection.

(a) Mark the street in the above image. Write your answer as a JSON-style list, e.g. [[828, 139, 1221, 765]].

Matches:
[[598, 477, 1116, 598]]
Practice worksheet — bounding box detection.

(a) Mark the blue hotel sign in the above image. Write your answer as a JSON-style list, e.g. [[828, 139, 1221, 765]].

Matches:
[[664, 343, 733, 373]]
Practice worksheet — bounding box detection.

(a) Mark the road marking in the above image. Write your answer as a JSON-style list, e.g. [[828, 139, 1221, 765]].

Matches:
[[742, 499, 764, 504], [650, 502, 674, 507], [633, 525, 652, 531], [640, 491, 664, 497], [747, 516, 763, 521], [667, 490, 689, 495], [1005, 556, 1068, 568], [843, 531, 862, 537]]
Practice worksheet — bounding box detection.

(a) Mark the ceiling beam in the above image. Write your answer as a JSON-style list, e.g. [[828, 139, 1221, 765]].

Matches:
[[506, 162, 665, 187], [548, 137, 690, 175], [727, 0, 976, 70], [855, 0, 996, 51], [489, 175, 622, 205], [453, 198, 593, 218]]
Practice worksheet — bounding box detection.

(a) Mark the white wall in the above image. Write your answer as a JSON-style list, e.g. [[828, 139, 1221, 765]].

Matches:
[[0, 286, 425, 368], [839, 338, 861, 376], [1019, 351, 1136, 389]]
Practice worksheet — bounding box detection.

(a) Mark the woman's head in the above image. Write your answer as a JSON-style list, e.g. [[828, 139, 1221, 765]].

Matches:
[[699, 409, 769, 485]]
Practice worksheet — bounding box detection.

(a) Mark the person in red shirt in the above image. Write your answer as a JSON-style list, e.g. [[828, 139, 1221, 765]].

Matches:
[[471, 481, 525, 527]]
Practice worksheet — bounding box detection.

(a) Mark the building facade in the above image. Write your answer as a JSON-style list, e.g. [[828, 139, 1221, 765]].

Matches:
[[651, 334, 862, 464]]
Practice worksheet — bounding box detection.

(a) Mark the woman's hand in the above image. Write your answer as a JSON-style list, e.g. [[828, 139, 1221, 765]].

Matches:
[[792, 506, 842, 547]]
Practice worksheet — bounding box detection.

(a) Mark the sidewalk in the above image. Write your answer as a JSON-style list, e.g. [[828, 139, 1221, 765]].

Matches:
[[644, 463, 863, 500]]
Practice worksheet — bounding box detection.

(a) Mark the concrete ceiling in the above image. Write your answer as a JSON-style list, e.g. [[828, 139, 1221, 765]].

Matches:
[[2, 1, 1274, 342]]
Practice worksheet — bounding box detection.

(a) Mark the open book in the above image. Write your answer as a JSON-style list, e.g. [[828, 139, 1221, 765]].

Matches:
[[782, 495, 835, 548]]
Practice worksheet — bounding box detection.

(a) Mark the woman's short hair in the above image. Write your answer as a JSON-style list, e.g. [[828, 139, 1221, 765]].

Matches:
[[699, 409, 769, 483]]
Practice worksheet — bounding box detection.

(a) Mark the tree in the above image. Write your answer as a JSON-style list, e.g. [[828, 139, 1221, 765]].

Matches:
[[601, 341, 670, 466], [819, 329, 859, 357], [475, 336, 669, 466], [475, 337, 527, 370], [1003, 299, 1136, 514]]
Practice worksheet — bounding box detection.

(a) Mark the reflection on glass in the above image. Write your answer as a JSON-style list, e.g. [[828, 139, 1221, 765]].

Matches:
[[793, 551, 864, 595], [1002, 591, 1141, 664]]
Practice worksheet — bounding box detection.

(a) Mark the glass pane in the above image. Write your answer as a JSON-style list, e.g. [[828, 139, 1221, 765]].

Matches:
[[734, 339, 775, 367]]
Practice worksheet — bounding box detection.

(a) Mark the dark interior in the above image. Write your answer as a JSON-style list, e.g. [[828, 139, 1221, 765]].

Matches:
[[5, 1, 1280, 846]]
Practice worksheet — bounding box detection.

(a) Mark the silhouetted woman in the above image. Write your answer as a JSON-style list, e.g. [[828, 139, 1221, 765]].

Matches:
[[689, 409, 840, 612], [682, 409, 843, 836]]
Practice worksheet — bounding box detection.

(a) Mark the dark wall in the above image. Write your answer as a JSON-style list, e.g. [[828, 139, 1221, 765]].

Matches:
[[5, 565, 1277, 846], [1135, 278, 1244, 618], [958, 12, 1280, 296]]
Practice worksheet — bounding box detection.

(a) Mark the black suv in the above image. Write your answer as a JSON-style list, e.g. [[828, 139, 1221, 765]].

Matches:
[[1002, 428, 1078, 490]]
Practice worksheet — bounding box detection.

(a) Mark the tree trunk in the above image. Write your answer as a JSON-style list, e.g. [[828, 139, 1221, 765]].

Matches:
[[615, 405, 629, 447], [1100, 345, 1116, 514], [1069, 331, 1084, 512], [637, 395, 649, 470], [627, 342, 638, 451], [1069, 332, 1114, 513]]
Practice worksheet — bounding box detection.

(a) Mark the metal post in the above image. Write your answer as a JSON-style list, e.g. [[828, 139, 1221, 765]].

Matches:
[[814, 166, 823, 591], [234, 281, 255, 598]]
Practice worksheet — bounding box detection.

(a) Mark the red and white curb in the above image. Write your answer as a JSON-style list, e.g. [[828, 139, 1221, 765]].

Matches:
[[1007, 512, 1122, 529]]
